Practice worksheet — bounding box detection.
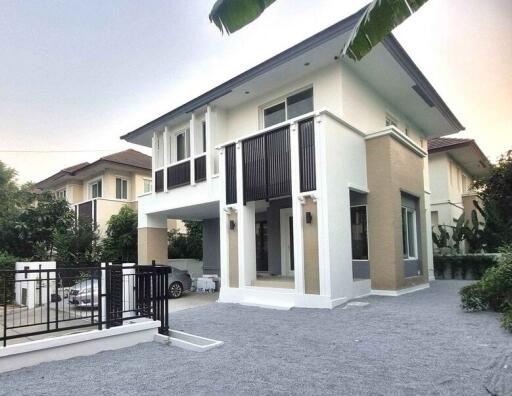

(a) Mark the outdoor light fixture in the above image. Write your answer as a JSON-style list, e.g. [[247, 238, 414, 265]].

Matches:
[[244, 90, 250, 94], [306, 211, 313, 224], [230, 220, 236, 230]]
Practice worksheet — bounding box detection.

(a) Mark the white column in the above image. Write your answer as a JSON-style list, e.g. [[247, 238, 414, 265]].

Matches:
[[235, 142, 256, 287], [190, 113, 196, 186], [205, 105, 213, 181], [290, 122, 305, 294], [315, 114, 332, 297], [218, 147, 229, 289], [151, 132, 156, 194], [163, 126, 169, 192]]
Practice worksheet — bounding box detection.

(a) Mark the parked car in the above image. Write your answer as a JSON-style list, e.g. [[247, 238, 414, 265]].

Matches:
[[168, 267, 192, 299], [69, 279, 98, 307]]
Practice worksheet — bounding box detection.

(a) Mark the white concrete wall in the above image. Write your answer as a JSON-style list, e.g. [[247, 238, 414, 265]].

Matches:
[[14, 262, 56, 309], [341, 63, 425, 145], [317, 114, 368, 301]]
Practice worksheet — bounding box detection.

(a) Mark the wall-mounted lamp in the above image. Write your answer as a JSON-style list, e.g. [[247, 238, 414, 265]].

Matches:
[[305, 211, 313, 224], [230, 220, 236, 230]]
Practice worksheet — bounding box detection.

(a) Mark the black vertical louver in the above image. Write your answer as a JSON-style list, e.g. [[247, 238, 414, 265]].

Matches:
[[266, 127, 291, 198], [299, 118, 316, 192], [225, 144, 237, 205], [194, 155, 207, 183], [167, 161, 191, 189], [242, 134, 267, 203], [154, 169, 164, 192], [242, 126, 291, 204]]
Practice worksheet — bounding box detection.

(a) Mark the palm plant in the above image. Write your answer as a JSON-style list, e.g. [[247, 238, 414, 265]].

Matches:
[[209, 0, 429, 61]]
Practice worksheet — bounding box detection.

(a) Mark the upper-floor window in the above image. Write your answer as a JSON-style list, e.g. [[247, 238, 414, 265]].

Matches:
[[55, 188, 66, 200], [143, 178, 152, 193], [116, 177, 128, 200], [176, 129, 190, 161], [263, 88, 313, 128], [401, 206, 418, 259], [90, 179, 102, 199]]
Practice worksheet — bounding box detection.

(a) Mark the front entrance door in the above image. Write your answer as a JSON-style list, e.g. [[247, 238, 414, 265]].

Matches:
[[255, 220, 268, 272], [280, 208, 294, 277]]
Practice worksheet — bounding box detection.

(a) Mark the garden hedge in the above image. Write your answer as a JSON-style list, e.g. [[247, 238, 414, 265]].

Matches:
[[434, 254, 498, 280]]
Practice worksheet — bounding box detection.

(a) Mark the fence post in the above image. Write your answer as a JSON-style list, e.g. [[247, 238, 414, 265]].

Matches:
[[105, 263, 111, 329], [3, 276, 7, 347], [151, 260, 157, 322], [98, 264, 103, 331], [162, 267, 169, 335], [46, 271, 50, 332]]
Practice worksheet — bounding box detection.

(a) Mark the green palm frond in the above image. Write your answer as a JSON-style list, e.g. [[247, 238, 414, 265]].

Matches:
[[209, 0, 276, 34], [342, 0, 429, 61]]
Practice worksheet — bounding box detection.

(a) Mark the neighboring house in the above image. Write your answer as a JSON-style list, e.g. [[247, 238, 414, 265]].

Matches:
[[121, 9, 464, 309], [35, 149, 152, 234], [428, 137, 490, 242]]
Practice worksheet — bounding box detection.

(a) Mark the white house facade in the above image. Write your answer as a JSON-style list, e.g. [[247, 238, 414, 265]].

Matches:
[[122, 10, 464, 309]]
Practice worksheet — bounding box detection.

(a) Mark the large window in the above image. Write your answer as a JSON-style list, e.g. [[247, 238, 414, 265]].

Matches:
[[350, 206, 368, 260], [90, 180, 102, 199], [263, 88, 313, 128], [401, 206, 417, 259], [116, 177, 128, 199]]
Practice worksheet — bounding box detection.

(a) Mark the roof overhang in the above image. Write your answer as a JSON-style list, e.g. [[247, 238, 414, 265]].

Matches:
[[430, 141, 491, 178], [121, 7, 463, 147]]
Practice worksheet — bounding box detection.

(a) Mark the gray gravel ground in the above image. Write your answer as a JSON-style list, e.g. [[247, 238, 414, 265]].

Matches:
[[0, 280, 510, 395]]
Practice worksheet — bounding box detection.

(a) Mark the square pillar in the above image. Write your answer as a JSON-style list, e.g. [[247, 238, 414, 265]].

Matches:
[[138, 214, 168, 265]]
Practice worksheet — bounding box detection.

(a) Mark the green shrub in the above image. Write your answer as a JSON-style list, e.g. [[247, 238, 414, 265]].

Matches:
[[460, 246, 512, 333], [502, 309, 512, 332], [460, 283, 487, 312], [434, 254, 498, 280], [0, 251, 16, 303]]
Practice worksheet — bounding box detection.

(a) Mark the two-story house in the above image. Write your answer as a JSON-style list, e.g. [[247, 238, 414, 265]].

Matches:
[[121, 9, 464, 309], [428, 137, 490, 234], [35, 149, 152, 234]]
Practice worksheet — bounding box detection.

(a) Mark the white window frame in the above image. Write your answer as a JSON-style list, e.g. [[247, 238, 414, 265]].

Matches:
[[143, 178, 152, 194], [401, 206, 418, 260], [89, 178, 103, 199], [55, 188, 66, 200], [350, 204, 370, 261], [260, 86, 314, 129], [172, 128, 190, 164], [115, 176, 129, 200]]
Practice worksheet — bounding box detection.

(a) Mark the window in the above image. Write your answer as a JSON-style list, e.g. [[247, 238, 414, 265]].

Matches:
[[350, 206, 368, 260], [56, 189, 66, 200], [401, 206, 417, 259], [263, 88, 313, 128], [176, 129, 190, 161], [90, 180, 102, 199], [116, 178, 128, 199], [143, 178, 152, 193]]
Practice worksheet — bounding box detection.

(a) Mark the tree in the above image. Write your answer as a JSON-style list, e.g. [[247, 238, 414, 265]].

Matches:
[[15, 192, 75, 259], [209, 0, 429, 61], [102, 206, 138, 263], [473, 151, 512, 251], [53, 216, 101, 264], [168, 221, 203, 260]]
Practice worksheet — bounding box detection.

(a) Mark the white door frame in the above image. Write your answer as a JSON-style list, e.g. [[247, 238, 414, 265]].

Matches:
[[280, 208, 294, 277]]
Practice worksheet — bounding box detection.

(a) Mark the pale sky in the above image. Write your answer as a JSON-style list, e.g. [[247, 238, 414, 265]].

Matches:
[[1, 0, 511, 184]]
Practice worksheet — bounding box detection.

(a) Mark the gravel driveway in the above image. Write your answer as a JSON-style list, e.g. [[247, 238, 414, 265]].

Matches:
[[0, 281, 510, 395]]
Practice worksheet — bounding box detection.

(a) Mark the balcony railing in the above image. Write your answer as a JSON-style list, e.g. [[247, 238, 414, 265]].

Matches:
[[152, 154, 209, 193], [167, 160, 190, 189], [194, 154, 207, 183]]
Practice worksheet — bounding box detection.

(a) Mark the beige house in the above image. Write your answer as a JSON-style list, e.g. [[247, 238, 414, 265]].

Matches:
[[121, 9, 465, 308], [428, 138, 490, 229], [35, 149, 152, 234]]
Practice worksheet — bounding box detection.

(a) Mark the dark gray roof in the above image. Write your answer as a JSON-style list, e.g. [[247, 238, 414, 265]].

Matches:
[[121, 6, 463, 143]]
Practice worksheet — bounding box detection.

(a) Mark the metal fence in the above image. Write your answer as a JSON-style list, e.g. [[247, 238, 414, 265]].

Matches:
[[0, 262, 170, 347]]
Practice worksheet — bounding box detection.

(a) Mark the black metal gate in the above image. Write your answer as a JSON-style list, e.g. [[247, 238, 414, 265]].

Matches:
[[1, 262, 170, 347]]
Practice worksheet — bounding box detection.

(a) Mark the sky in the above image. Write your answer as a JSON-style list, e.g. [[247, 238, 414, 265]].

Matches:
[[0, 0, 511, 184]]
